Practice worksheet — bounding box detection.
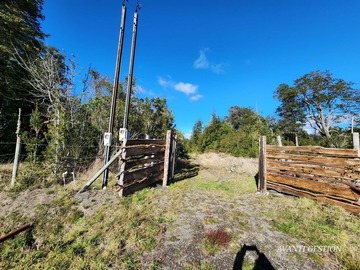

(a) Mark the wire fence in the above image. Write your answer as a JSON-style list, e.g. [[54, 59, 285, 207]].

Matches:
[[0, 141, 113, 183]]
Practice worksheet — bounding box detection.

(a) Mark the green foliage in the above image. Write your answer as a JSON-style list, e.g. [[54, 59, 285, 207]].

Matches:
[[188, 108, 271, 157]]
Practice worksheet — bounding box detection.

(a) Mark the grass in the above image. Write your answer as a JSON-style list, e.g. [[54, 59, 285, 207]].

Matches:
[[0, 186, 173, 270], [264, 195, 360, 269]]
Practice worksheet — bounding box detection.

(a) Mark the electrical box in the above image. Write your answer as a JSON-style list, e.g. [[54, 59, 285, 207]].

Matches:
[[119, 128, 129, 141], [104, 132, 112, 146]]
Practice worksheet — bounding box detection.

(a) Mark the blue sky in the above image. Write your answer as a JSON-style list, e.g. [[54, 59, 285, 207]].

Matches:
[[41, 0, 360, 137]]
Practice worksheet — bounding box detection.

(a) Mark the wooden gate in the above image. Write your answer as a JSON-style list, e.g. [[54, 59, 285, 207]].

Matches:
[[117, 130, 177, 196], [258, 136, 360, 214]]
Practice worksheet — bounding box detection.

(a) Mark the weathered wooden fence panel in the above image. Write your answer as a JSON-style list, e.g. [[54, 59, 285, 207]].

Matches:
[[259, 137, 360, 214], [118, 130, 176, 196]]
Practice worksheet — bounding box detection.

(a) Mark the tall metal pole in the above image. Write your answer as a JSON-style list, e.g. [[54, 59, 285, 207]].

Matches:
[[123, 4, 139, 129], [102, 2, 127, 189]]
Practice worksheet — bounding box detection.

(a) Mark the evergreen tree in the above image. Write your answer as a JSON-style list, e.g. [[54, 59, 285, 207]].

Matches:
[[0, 0, 46, 150]]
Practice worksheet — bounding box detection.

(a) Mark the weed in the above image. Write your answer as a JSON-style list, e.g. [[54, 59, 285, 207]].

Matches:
[[203, 228, 232, 254], [121, 252, 139, 270], [170, 235, 179, 242]]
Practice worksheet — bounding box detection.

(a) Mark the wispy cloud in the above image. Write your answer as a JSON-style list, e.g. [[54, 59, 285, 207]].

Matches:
[[193, 49, 225, 74], [158, 77, 174, 88], [158, 76, 203, 101], [193, 49, 210, 69], [190, 94, 204, 101], [134, 85, 154, 96]]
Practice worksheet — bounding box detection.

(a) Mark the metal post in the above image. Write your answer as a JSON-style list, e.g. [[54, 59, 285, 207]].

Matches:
[[123, 4, 140, 129], [102, 2, 127, 189]]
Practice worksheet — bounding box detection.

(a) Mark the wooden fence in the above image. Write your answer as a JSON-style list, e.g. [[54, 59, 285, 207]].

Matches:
[[117, 130, 177, 196], [258, 136, 360, 214]]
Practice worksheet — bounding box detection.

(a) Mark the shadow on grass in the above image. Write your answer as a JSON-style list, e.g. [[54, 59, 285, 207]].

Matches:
[[172, 158, 200, 184], [233, 244, 275, 270]]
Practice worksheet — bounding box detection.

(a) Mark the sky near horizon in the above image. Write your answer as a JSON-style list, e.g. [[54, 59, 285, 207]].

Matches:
[[41, 0, 360, 138]]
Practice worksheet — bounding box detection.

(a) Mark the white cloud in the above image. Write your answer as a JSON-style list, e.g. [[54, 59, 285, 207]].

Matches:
[[193, 49, 225, 74], [158, 76, 203, 102], [174, 82, 198, 95], [190, 94, 204, 101]]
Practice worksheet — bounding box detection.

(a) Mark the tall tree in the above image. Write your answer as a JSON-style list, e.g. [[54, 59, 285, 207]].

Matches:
[[274, 84, 306, 145], [190, 120, 203, 152], [0, 0, 46, 134], [275, 71, 360, 140], [0, 0, 46, 155]]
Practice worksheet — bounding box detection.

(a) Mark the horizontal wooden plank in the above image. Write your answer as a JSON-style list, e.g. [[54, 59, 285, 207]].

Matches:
[[267, 145, 358, 158], [122, 173, 162, 196], [123, 163, 164, 183], [267, 160, 360, 181], [267, 182, 360, 205], [267, 182, 360, 214], [267, 152, 360, 167], [125, 158, 164, 171], [267, 172, 359, 201], [268, 168, 360, 194], [124, 145, 165, 157], [125, 139, 165, 146]]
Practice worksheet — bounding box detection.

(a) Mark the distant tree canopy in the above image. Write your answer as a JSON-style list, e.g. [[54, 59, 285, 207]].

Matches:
[[188, 108, 272, 158], [274, 71, 360, 141]]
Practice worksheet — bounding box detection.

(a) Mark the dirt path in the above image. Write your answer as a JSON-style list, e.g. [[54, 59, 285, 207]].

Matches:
[[142, 154, 340, 269]]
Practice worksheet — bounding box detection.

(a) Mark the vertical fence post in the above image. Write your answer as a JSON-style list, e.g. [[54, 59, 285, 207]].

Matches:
[[259, 136, 267, 192], [11, 108, 21, 188], [353, 132, 360, 157], [163, 130, 172, 187], [170, 134, 177, 181]]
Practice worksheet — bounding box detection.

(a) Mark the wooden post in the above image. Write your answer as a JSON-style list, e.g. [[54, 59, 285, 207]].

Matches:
[[276, 135, 282, 146], [163, 130, 172, 187], [170, 135, 177, 181], [11, 108, 21, 188], [259, 136, 267, 192], [353, 132, 360, 157]]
